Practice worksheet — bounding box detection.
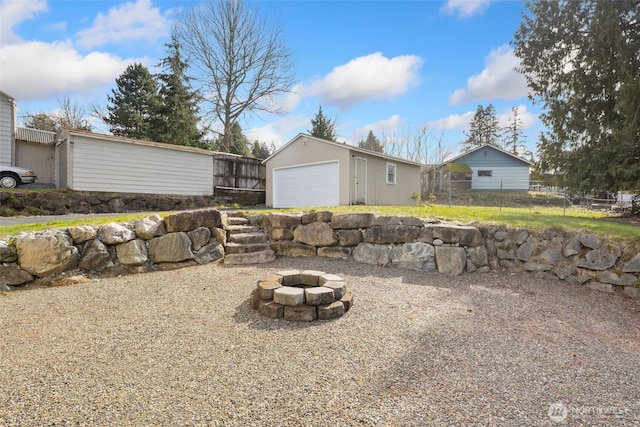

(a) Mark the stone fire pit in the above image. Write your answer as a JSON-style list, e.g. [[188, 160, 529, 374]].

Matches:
[[250, 270, 353, 322]]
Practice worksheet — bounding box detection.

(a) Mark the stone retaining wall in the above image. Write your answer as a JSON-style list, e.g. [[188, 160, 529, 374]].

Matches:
[[1, 209, 639, 299]]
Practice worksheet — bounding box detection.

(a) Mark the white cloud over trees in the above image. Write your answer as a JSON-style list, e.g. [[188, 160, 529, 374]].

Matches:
[[449, 45, 529, 105], [0, 0, 170, 101], [307, 52, 424, 109]]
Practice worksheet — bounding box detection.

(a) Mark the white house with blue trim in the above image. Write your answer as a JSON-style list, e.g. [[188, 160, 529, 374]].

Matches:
[[445, 144, 532, 190]]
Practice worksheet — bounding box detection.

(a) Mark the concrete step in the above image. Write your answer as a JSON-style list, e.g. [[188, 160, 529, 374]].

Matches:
[[229, 232, 269, 244], [226, 224, 261, 234], [224, 249, 276, 265], [225, 242, 272, 254], [228, 216, 250, 226]]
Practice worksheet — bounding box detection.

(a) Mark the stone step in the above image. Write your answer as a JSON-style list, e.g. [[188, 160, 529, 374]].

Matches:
[[225, 242, 272, 254], [228, 216, 250, 226], [226, 224, 261, 234], [229, 232, 269, 244], [224, 249, 276, 265]]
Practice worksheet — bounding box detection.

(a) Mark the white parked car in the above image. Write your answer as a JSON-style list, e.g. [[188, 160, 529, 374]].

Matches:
[[0, 165, 37, 188]]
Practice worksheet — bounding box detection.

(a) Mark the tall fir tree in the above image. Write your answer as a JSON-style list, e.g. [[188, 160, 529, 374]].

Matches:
[[357, 130, 384, 152], [154, 35, 204, 146], [309, 106, 337, 141], [462, 104, 500, 151], [105, 63, 161, 140], [513, 0, 640, 193], [502, 107, 528, 155]]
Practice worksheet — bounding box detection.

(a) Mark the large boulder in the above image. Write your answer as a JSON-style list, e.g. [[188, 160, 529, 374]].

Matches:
[[575, 243, 621, 271], [134, 215, 166, 240], [301, 211, 333, 224], [116, 239, 148, 266], [391, 242, 436, 271], [67, 225, 98, 244], [164, 208, 225, 233], [293, 222, 337, 246], [622, 252, 640, 273], [435, 246, 466, 275], [331, 213, 376, 229], [98, 223, 135, 245], [337, 229, 362, 246], [16, 231, 79, 277], [421, 224, 483, 247], [466, 245, 488, 267], [194, 242, 225, 264], [187, 227, 212, 251], [266, 213, 302, 229], [79, 239, 113, 272], [148, 232, 194, 263], [272, 241, 316, 257], [352, 243, 391, 266], [364, 225, 421, 244], [0, 240, 17, 262], [0, 264, 33, 285]]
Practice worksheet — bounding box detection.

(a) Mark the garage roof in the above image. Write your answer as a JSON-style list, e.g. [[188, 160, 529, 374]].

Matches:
[[263, 133, 423, 166]]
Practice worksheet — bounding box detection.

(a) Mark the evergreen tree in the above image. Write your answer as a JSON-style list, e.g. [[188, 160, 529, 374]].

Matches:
[[212, 122, 250, 156], [309, 106, 337, 141], [154, 35, 204, 147], [462, 104, 500, 151], [105, 63, 161, 140], [513, 0, 640, 193], [357, 130, 384, 152], [502, 107, 528, 155], [250, 141, 275, 159]]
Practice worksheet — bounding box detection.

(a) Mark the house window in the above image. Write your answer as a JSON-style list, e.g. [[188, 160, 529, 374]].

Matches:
[[386, 163, 396, 184], [478, 170, 493, 177]]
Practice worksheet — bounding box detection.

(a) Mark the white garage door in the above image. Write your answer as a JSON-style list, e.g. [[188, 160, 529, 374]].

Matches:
[[273, 161, 339, 208]]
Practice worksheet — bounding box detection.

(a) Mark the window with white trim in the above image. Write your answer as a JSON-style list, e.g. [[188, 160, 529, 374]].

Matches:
[[478, 170, 493, 177], [386, 163, 396, 184]]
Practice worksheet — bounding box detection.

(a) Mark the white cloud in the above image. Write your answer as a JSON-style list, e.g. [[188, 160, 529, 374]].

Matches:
[[75, 0, 172, 49], [440, 0, 492, 19], [307, 52, 423, 109], [0, 40, 133, 101], [354, 115, 404, 140], [430, 104, 537, 133], [246, 115, 310, 148], [0, 0, 48, 43], [429, 111, 475, 131], [449, 45, 529, 105]]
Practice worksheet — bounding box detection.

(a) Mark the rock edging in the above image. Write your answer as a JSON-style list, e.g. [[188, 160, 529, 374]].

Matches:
[[1, 209, 639, 300]]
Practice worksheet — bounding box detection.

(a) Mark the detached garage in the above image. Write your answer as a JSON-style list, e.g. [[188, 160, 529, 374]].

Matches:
[[264, 134, 422, 208], [273, 161, 340, 207]]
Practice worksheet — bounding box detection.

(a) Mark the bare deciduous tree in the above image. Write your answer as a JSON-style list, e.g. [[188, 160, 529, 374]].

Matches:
[[22, 96, 91, 133], [175, 0, 294, 152], [382, 125, 452, 194]]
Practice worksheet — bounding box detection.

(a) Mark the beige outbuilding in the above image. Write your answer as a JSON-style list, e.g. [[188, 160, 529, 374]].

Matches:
[[263, 134, 422, 208]]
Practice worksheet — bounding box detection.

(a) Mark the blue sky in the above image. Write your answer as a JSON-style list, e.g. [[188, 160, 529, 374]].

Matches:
[[0, 0, 542, 158]]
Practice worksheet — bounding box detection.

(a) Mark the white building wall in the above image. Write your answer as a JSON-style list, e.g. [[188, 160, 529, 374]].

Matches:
[[0, 93, 15, 165], [471, 166, 530, 190], [69, 135, 215, 195]]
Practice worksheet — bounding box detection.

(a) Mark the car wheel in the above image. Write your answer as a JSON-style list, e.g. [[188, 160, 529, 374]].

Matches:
[[0, 174, 20, 188]]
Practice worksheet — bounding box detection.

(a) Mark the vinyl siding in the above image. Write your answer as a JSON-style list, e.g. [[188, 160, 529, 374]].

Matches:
[[69, 135, 214, 195], [458, 146, 529, 168], [471, 166, 530, 190], [0, 95, 15, 165]]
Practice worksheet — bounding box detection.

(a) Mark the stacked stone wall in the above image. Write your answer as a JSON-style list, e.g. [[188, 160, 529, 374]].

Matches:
[[1, 209, 639, 299]]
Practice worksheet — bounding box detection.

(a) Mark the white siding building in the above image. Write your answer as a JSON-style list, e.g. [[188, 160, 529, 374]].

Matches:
[[0, 91, 16, 166], [57, 130, 221, 195], [445, 144, 532, 190]]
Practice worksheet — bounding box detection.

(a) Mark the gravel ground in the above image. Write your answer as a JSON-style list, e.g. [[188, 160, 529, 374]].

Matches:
[[1, 257, 639, 426]]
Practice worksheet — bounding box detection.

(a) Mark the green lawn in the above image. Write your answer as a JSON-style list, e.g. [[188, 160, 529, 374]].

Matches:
[[1, 203, 638, 245]]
